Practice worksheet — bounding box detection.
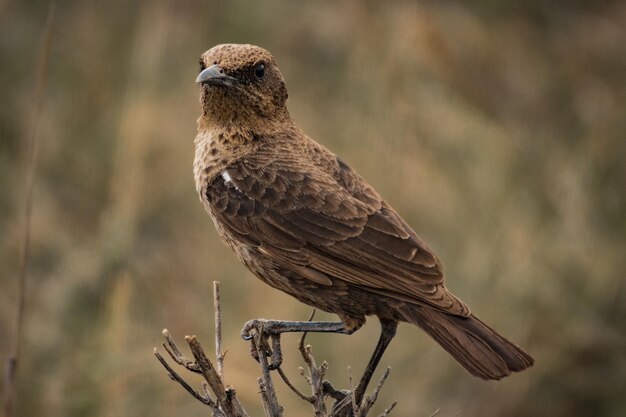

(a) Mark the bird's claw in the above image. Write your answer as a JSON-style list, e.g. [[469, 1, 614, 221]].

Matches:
[[240, 318, 267, 340], [241, 319, 283, 370]]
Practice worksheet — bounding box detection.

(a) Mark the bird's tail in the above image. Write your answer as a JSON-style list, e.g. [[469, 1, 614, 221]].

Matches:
[[398, 304, 534, 380]]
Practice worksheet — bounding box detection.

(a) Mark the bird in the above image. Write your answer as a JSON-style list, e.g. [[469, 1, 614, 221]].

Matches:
[[193, 43, 534, 402]]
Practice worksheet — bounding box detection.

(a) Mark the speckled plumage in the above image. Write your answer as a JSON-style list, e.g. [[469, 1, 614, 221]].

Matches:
[[193, 44, 533, 380]]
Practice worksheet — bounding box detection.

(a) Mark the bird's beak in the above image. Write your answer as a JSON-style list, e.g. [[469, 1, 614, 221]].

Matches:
[[196, 64, 238, 87]]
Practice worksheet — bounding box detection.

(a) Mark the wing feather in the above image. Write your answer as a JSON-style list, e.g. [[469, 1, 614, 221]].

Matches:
[[205, 150, 469, 317]]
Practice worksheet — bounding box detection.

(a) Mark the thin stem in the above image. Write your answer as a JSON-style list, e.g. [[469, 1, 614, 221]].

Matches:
[[153, 348, 215, 407], [427, 408, 441, 417], [161, 329, 200, 372], [214, 281, 224, 379], [276, 367, 313, 403], [377, 402, 397, 417], [252, 336, 283, 417], [5, 3, 55, 417]]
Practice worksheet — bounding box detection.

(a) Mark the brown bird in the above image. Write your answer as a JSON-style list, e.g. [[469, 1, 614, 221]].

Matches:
[[193, 44, 533, 402]]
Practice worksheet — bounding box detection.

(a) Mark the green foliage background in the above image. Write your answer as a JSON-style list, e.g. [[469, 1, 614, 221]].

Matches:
[[1, 1, 625, 416]]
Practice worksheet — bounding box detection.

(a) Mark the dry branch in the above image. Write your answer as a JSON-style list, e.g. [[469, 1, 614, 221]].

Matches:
[[214, 281, 225, 379], [154, 283, 396, 416], [157, 331, 242, 417], [4, 3, 55, 417]]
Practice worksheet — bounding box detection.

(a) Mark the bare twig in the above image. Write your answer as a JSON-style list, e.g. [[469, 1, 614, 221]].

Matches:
[[369, 368, 392, 406], [276, 366, 313, 403], [4, 3, 55, 417], [156, 291, 397, 417], [153, 347, 216, 407], [155, 331, 248, 417], [377, 402, 397, 417], [428, 408, 441, 417], [287, 310, 330, 417], [358, 367, 392, 417], [154, 280, 247, 416], [252, 335, 284, 417], [187, 335, 247, 417], [258, 377, 271, 416], [297, 310, 316, 366], [348, 367, 359, 415], [300, 310, 316, 343], [330, 365, 395, 416], [307, 346, 328, 417], [214, 281, 225, 379], [162, 329, 199, 371], [154, 295, 243, 416]]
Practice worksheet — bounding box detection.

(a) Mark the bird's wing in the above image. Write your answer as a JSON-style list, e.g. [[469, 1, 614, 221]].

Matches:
[[205, 151, 469, 316]]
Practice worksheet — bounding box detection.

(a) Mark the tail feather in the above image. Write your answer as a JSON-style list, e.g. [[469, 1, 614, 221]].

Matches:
[[399, 304, 534, 380]]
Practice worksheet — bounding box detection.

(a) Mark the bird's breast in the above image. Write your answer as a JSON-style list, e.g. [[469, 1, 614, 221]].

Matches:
[[193, 131, 239, 200], [194, 132, 219, 197], [193, 128, 259, 216]]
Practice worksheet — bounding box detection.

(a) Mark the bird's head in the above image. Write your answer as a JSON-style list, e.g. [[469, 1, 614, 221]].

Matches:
[[196, 44, 289, 130]]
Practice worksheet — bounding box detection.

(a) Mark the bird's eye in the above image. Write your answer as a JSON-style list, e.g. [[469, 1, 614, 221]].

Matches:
[[254, 63, 266, 80]]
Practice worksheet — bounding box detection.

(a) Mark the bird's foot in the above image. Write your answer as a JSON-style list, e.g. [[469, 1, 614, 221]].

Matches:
[[323, 382, 355, 417], [240, 318, 349, 371], [241, 318, 279, 340], [241, 319, 283, 370]]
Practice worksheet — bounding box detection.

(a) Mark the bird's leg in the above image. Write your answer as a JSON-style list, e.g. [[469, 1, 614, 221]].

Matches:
[[352, 319, 397, 407], [241, 319, 350, 338], [327, 319, 398, 416], [241, 319, 351, 370]]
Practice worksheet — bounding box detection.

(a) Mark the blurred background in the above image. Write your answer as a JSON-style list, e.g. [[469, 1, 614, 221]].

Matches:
[[1, 1, 625, 416]]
